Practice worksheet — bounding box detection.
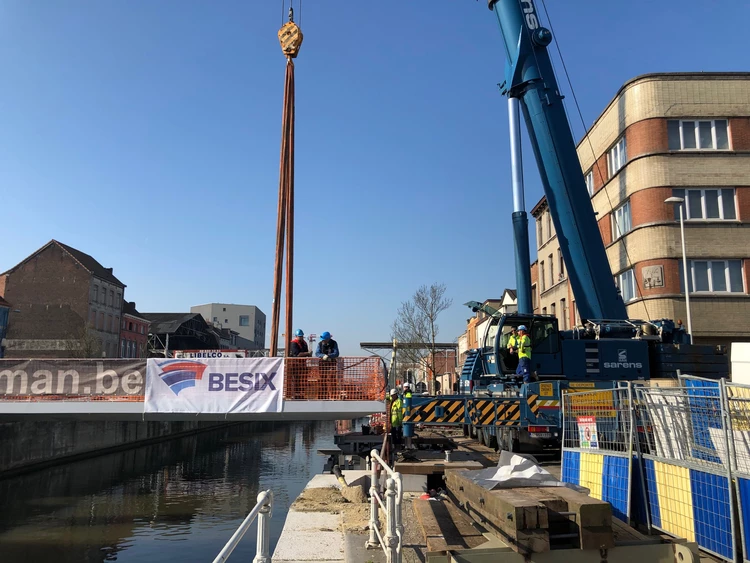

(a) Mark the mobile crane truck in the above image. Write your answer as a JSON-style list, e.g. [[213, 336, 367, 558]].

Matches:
[[403, 0, 728, 453]]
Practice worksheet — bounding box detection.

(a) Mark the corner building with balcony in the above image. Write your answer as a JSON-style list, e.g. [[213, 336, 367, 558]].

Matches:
[[532, 72, 750, 349]]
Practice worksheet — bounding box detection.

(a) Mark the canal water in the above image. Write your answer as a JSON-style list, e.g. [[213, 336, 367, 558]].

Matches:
[[0, 421, 343, 562]]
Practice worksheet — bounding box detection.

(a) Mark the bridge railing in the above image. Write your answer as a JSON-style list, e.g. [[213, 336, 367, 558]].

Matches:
[[0, 357, 387, 403], [212, 489, 273, 563], [283, 356, 387, 401]]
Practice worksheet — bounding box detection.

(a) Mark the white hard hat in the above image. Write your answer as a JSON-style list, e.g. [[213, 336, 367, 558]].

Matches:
[[390, 388, 398, 396], [403, 382, 411, 389]]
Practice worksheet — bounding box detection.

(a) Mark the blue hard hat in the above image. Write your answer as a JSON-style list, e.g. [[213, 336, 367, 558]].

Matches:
[[517, 325, 528, 332], [320, 331, 331, 340], [295, 329, 304, 337]]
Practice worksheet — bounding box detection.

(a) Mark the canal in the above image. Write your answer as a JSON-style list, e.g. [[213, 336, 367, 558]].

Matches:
[[0, 421, 341, 562]]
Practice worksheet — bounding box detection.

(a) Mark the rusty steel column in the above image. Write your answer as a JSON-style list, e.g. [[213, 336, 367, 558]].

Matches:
[[269, 12, 303, 357]]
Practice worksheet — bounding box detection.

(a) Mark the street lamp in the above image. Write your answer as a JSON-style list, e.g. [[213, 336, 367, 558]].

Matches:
[[665, 196, 692, 342]]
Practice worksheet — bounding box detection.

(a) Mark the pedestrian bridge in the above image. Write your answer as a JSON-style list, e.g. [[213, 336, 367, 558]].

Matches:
[[0, 357, 386, 421]]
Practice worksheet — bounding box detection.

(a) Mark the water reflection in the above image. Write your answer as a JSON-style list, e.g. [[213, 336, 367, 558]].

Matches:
[[0, 420, 336, 563]]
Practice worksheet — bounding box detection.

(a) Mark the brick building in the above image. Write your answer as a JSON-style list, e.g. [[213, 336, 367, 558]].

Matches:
[[0, 240, 125, 358], [120, 301, 149, 358], [532, 72, 750, 348]]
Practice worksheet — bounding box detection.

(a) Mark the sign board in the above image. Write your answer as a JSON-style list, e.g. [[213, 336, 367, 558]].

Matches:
[[642, 265, 664, 289], [577, 416, 599, 449], [173, 350, 248, 359], [145, 358, 283, 414], [539, 382, 553, 396]]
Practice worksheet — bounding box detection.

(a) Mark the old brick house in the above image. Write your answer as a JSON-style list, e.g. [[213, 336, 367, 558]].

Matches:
[[0, 240, 125, 358], [120, 301, 149, 358]]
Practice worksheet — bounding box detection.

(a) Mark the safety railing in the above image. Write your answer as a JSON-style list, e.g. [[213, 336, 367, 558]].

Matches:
[[561, 385, 635, 522], [283, 356, 387, 401], [212, 490, 273, 563], [367, 448, 403, 563]]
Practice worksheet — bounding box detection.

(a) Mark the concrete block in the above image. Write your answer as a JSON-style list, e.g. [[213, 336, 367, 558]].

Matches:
[[272, 511, 345, 561]]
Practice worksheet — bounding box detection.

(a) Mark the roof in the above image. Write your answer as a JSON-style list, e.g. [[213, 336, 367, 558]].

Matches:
[[503, 289, 517, 300], [579, 72, 750, 150], [1, 240, 125, 287], [122, 301, 148, 321], [531, 196, 548, 217], [0, 295, 10, 308], [141, 313, 205, 334]]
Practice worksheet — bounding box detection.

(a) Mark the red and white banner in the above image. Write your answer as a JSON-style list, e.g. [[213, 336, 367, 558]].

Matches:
[[145, 358, 284, 414]]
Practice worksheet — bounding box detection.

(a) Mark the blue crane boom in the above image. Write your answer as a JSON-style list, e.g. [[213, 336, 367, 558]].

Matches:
[[489, 0, 627, 322]]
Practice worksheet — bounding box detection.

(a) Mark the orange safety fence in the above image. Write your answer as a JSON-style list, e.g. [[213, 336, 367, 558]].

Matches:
[[283, 356, 387, 401]]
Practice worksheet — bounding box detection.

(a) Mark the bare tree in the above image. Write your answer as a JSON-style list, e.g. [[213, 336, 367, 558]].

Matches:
[[391, 283, 453, 393], [65, 323, 103, 358]]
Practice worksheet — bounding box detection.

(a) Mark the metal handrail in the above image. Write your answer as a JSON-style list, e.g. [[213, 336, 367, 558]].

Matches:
[[213, 490, 273, 563], [367, 449, 403, 563]]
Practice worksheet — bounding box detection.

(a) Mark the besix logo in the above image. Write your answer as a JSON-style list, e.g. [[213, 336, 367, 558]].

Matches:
[[156, 360, 278, 395], [156, 360, 208, 395]]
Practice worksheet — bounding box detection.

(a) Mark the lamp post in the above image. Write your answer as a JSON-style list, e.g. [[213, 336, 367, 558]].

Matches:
[[665, 196, 692, 342]]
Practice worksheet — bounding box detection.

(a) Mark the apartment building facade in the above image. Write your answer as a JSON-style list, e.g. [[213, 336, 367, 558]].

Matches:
[[120, 301, 149, 358], [191, 303, 266, 349], [532, 72, 750, 348]]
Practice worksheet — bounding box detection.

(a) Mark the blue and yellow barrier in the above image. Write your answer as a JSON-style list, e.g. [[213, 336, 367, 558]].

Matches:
[[642, 458, 733, 561], [561, 450, 630, 522]]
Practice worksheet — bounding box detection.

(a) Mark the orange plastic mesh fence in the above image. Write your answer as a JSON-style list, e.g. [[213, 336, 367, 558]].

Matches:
[[283, 357, 387, 401]]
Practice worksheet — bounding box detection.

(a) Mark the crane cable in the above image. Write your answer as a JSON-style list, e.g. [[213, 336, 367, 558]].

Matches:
[[537, 0, 652, 322]]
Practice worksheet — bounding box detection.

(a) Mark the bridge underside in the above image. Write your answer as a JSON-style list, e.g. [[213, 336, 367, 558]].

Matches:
[[0, 400, 385, 421]]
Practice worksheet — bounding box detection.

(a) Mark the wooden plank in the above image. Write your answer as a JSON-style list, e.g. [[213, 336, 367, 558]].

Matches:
[[395, 460, 484, 475], [538, 486, 614, 550], [445, 469, 550, 554], [413, 499, 489, 554]]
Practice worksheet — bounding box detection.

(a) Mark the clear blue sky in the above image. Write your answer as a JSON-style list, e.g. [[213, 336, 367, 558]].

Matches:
[[1, 1, 748, 355]]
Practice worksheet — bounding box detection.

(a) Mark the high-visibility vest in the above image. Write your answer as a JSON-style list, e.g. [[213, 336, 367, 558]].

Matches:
[[391, 397, 403, 427], [518, 334, 532, 359], [507, 334, 518, 348]]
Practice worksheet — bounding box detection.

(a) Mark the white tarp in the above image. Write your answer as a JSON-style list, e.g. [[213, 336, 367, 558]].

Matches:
[[145, 358, 284, 414], [487, 451, 562, 488]]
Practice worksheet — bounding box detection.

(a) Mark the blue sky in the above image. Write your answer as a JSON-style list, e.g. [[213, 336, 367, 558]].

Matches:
[[1, 1, 748, 355]]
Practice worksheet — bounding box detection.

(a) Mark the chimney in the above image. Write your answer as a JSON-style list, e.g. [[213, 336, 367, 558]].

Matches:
[[106, 267, 113, 273]]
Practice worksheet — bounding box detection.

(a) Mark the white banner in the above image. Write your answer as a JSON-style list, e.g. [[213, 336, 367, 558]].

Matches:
[[145, 358, 284, 414]]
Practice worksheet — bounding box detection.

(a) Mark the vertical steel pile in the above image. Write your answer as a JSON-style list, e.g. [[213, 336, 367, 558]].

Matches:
[[269, 10, 303, 357]]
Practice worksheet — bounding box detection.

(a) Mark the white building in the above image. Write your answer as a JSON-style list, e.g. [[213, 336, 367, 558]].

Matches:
[[190, 303, 266, 349]]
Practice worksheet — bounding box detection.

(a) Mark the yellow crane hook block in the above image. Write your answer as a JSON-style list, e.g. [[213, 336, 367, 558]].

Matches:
[[278, 21, 303, 59]]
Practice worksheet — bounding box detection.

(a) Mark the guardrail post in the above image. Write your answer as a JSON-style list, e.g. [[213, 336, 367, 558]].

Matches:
[[366, 448, 380, 548], [384, 477, 399, 563], [252, 491, 273, 563], [394, 471, 403, 556]]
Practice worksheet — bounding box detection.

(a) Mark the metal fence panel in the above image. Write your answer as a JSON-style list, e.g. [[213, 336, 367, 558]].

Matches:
[[725, 382, 750, 562], [636, 384, 735, 562], [561, 386, 634, 522]]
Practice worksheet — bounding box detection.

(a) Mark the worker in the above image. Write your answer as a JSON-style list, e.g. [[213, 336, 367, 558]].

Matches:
[[389, 388, 403, 446], [315, 331, 340, 360], [289, 329, 311, 357], [403, 382, 413, 400], [316, 331, 340, 399], [506, 327, 519, 353], [516, 325, 532, 383]]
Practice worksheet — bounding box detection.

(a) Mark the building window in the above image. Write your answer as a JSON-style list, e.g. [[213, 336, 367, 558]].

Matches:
[[607, 136, 627, 178], [673, 188, 736, 221], [93, 285, 99, 302], [90, 310, 96, 327], [551, 302, 556, 318], [128, 322, 133, 331], [224, 319, 228, 324], [98, 312, 104, 330], [668, 119, 729, 151], [558, 249, 565, 280], [585, 171, 594, 196], [540, 261, 546, 292], [531, 284, 538, 309], [213, 316, 218, 322], [545, 211, 552, 242], [116, 292, 121, 307], [615, 268, 637, 303], [560, 299, 567, 330], [542, 307, 547, 315], [549, 254, 554, 287], [239, 315, 250, 326], [223, 307, 226, 312], [115, 316, 119, 332], [121, 340, 125, 357], [537, 219, 543, 249], [612, 200, 632, 240], [140, 325, 144, 334], [680, 260, 744, 293]]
